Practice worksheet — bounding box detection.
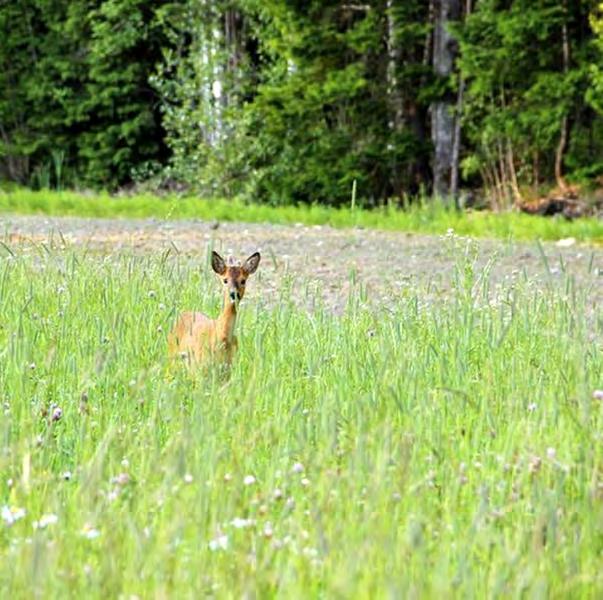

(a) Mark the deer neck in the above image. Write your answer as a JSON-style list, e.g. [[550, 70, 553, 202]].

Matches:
[[217, 294, 237, 344]]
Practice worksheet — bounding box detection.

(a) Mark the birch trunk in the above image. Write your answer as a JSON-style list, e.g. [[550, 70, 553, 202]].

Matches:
[[450, 0, 471, 202], [431, 0, 461, 202]]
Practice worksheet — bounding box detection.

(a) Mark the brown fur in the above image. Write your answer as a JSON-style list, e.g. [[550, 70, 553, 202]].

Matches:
[[168, 251, 260, 368]]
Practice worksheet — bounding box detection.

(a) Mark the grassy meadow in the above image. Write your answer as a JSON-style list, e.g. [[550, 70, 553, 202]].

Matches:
[[1, 188, 603, 244], [0, 233, 601, 597]]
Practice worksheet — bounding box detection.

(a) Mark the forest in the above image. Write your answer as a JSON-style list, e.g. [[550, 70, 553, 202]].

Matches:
[[1, 0, 603, 208]]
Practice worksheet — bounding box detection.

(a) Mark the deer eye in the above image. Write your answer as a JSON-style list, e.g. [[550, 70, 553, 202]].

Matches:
[[240, 279, 246, 285], [223, 278, 228, 284]]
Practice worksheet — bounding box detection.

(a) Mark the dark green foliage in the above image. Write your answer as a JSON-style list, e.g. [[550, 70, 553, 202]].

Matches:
[[0, 1, 90, 187], [155, 0, 433, 205], [457, 0, 603, 204], [78, 0, 172, 186], [1, 0, 602, 202], [0, 0, 171, 189]]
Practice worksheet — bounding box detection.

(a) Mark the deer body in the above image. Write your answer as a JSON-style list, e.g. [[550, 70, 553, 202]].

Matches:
[[168, 251, 260, 368]]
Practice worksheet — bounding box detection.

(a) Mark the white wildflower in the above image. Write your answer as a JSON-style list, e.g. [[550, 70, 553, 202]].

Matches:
[[33, 514, 58, 530], [231, 517, 254, 529], [263, 522, 274, 538], [81, 524, 101, 539], [2, 506, 26, 526], [208, 534, 228, 551], [243, 475, 256, 486]]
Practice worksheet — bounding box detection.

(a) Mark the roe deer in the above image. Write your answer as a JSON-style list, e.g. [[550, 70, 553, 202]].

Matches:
[[168, 251, 261, 367]]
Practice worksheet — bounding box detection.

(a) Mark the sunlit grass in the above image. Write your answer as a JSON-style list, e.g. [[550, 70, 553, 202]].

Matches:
[[1, 188, 602, 243], [0, 235, 601, 596]]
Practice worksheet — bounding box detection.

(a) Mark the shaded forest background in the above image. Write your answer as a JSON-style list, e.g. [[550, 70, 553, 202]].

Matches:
[[1, 0, 603, 208]]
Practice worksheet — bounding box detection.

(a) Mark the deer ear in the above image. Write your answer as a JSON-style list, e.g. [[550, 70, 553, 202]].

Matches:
[[243, 252, 261, 275], [211, 251, 226, 275]]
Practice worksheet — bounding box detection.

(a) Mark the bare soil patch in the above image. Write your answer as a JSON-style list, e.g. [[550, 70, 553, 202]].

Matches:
[[1, 214, 601, 314]]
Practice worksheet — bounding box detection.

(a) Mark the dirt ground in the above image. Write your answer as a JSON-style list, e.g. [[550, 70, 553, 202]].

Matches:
[[1, 214, 602, 314]]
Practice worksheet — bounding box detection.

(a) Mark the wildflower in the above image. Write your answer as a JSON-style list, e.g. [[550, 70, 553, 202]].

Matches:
[[33, 514, 58, 530], [593, 390, 603, 401], [121, 458, 129, 469], [231, 518, 254, 529], [112, 473, 130, 486], [546, 447, 556, 460], [527, 403, 537, 412], [81, 524, 100, 539], [2, 506, 26, 526], [29, 363, 36, 370], [243, 475, 256, 486], [148, 290, 157, 299], [263, 522, 274, 538], [184, 473, 194, 484], [51, 407, 63, 422], [529, 456, 542, 474], [273, 489, 284, 500], [208, 534, 228, 551], [62, 471, 72, 481], [300, 478, 310, 487], [291, 462, 304, 474]]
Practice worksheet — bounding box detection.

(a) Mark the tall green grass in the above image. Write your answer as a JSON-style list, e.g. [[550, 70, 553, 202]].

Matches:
[[1, 188, 602, 243], [0, 238, 601, 596]]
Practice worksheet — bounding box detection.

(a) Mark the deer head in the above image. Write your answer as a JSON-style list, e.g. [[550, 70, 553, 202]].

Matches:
[[211, 251, 261, 305]]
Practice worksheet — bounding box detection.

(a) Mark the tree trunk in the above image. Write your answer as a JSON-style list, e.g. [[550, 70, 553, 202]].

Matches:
[[431, 0, 461, 202], [506, 139, 522, 205], [555, 0, 570, 193], [450, 0, 471, 202], [386, 0, 403, 133], [386, 0, 403, 196]]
